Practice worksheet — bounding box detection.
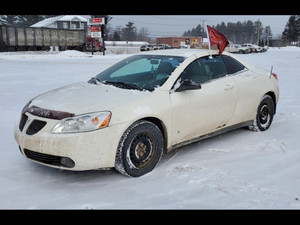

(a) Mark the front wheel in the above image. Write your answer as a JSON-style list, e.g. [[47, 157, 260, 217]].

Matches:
[[249, 95, 274, 131], [115, 120, 164, 177]]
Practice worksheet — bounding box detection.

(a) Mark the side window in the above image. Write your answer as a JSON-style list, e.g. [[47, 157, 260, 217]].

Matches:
[[200, 56, 227, 79], [222, 55, 246, 74], [179, 55, 228, 84], [180, 59, 212, 84]]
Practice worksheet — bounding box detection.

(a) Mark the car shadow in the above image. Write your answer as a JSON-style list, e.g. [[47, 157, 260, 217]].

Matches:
[[26, 161, 126, 183]]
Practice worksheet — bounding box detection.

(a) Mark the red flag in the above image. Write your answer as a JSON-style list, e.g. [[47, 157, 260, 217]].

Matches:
[[207, 25, 229, 55]]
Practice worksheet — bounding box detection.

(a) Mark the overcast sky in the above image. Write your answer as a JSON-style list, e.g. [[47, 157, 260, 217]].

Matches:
[[108, 15, 290, 39]]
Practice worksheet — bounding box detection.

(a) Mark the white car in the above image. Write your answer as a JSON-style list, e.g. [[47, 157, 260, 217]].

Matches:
[[140, 45, 154, 51], [242, 43, 263, 53], [154, 44, 171, 50], [14, 49, 279, 177], [225, 44, 251, 54]]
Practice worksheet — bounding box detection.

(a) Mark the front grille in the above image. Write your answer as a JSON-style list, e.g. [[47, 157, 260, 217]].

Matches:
[[24, 149, 75, 168], [26, 120, 47, 135], [19, 114, 28, 132]]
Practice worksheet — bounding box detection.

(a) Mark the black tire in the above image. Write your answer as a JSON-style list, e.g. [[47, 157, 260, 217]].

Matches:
[[249, 95, 274, 131], [115, 120, 164, 177]]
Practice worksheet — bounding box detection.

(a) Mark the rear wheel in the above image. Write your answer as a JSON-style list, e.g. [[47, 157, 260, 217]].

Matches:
[[115, 120, 163, 177], [249, 95, 274, 131]]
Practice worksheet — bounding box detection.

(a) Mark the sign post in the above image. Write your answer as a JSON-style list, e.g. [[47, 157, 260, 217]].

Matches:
[[88, 17, 105, 55], [101, 25, 105, 56]]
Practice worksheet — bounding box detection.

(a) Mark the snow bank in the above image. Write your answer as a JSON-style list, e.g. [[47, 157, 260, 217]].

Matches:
[[0, 50, 91, 60], [105, 41, 149, 46], [57, 50, 90, 57]]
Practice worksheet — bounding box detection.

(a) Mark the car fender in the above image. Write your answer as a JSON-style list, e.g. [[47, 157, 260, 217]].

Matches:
[[109, 90, 173, 148]]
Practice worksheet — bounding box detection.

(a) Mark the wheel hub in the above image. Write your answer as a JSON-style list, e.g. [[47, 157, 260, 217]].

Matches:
[[259, 104, 270, 124], [129, 134, 154, 168], [135, 142, 147, 158]]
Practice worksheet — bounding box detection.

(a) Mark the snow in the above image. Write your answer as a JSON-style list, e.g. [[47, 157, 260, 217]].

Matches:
[[1, 48, 300, 209]]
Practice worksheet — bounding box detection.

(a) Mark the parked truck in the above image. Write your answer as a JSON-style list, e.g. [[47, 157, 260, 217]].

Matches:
[[0, 24, 88, 51]]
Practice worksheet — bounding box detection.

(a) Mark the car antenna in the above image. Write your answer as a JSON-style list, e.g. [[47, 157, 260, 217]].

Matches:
[[269, 65, 273, 79]]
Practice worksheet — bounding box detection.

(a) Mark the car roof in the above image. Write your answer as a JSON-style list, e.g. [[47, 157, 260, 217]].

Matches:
[[139, 49, 252, 70], [137, 48, 220, 58]]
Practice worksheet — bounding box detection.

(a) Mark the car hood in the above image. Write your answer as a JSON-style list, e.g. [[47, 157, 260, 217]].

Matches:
[[29, 82, 150, 116]]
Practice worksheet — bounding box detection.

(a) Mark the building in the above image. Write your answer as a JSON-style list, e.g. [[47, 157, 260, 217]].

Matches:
[[30, 15, 88, 30], [156, 36, 203, 48]]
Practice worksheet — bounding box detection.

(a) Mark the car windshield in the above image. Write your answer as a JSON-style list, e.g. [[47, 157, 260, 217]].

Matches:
[[92, 54, 185, 91]]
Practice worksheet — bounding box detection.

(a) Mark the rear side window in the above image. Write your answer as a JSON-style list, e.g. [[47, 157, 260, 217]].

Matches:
[[222, 55, 246, 74]]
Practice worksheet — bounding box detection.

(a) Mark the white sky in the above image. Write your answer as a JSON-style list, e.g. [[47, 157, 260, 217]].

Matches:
[[108, 15, 290, 39]]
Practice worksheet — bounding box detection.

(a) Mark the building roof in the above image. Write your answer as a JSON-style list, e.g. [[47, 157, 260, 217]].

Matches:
[[31, 15, 88, 28]]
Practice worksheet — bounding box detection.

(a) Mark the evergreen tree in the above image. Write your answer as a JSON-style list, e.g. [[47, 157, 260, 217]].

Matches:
[[122, 22, 137, 41], [0, 15, 18, 26], [215, 22, 226, 35], [182, 24, 206, 37], [112, 30, 122, 41], [282, 15, 300, 45], [0, 15, 56, 27]]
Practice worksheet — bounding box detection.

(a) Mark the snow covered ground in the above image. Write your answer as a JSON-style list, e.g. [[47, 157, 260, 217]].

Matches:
[[0, 47, 300, 209]]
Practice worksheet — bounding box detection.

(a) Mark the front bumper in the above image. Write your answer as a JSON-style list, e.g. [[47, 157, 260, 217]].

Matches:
[[14, 112, 128, 171]]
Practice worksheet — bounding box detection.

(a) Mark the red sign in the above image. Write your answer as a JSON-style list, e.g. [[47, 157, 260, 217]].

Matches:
[[90, 26, 101, 32], [88, 18, 105, 25], [90, 26, 101, 38], [92, 18, 103, 24]]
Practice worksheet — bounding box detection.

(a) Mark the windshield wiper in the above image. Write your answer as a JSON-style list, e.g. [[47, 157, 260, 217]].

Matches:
[[102, 81, 144, 91]]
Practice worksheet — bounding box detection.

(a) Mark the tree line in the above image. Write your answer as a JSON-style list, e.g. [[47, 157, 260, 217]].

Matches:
[[183, 20, 272, 46], [1, 15, 299, 46], [0, 15, 56, 27], [183, 15, 300, 47]]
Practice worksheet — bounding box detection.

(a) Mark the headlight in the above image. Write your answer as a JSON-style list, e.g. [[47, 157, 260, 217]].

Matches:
[[51, 111, 111, 134]]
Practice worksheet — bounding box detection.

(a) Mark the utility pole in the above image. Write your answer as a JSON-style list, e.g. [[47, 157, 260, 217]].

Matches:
[[266, 26, 269, 46], [201, 19, 207, 35], [102, 24, 105, 56]]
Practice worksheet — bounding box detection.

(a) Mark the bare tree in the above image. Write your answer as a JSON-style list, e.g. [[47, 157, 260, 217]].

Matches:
[[137, 27, 150, 42]]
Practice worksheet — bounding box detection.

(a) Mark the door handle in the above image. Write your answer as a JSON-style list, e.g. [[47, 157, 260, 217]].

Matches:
[[224, 84, 234, 90]]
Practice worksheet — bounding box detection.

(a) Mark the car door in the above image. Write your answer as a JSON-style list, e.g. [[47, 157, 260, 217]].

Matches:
[[221, 54, 264, 124], [169, 55, 238, 146]]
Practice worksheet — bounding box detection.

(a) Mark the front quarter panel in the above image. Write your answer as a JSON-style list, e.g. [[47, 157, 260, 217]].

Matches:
[[109, 89, 172, 146]]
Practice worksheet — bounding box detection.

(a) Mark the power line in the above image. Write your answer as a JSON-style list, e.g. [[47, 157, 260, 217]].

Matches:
[[111, 17, 201, 27]]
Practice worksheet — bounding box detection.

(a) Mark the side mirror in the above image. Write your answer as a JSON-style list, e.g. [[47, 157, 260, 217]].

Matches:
[[175, 79, 201, 92]]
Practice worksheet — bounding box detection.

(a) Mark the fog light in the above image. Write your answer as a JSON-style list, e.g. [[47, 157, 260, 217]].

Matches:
[[60, 157, 75, 168]]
